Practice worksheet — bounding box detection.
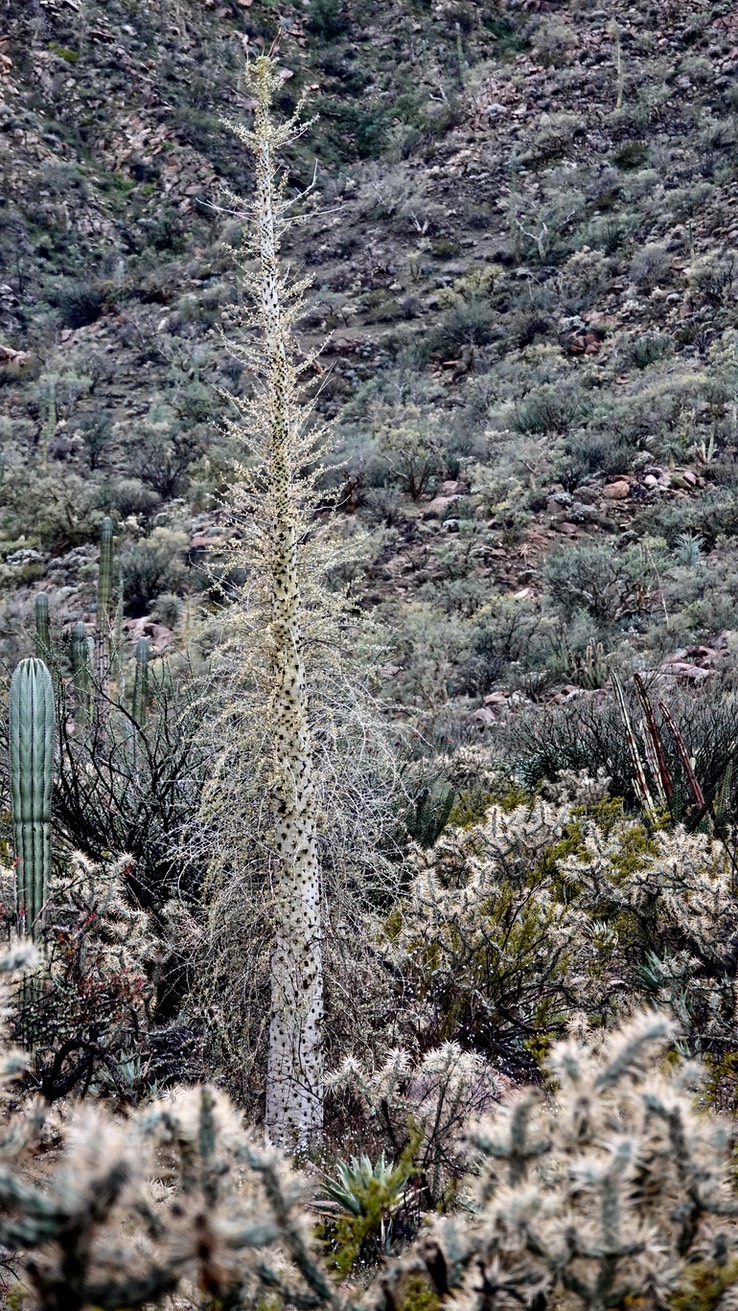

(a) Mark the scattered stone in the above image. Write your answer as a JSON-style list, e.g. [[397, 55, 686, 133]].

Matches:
[[121, 616, 173, 655], [423, 494, 459, 518], [469, 706, 499, 728], [603, 480, 630, 500], [6, 548, 43, 566]]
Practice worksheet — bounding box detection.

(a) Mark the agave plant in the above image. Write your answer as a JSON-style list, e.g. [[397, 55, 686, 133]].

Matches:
[[315, 1150, 418, 1273], [317, 1152, 402, 1217]]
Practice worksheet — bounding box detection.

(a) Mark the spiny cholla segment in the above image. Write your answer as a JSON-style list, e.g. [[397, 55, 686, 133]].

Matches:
[[4, 971, 738, 1309]]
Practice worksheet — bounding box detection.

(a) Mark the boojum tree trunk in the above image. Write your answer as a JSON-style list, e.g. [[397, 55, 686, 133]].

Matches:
[[248, 60, 324, 1150]]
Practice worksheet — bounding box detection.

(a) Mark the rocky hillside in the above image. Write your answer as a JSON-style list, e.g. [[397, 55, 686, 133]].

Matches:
[[2, 0, 738, 736]]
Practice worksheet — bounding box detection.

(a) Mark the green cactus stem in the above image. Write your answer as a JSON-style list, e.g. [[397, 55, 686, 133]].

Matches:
[[96, 516, 114, 704], [34, 593, 50, 659], [132, 636, 149, 729], [9, 658, 54, 938], [70, 622, 93, 727]]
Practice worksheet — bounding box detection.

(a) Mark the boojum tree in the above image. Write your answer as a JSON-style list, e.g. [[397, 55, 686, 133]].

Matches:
[[215, 56, 341, 1150]]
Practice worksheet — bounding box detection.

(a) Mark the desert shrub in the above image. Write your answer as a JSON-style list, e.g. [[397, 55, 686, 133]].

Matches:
[[508, 185, 587, 263], [138, 206, 186, 253], [558, 248, 612, 308], [103, 476, 161, 523], [543, 540, 657, 625], [463, 597, 544, 693], [661, 551, 738, 637], [77, 414, 113, 470], [629, 242, 670, 289], [0, 466, 103, 549], [118, 528, 188, 615], [151, 590, 184, 628], [637, 489, 738, 548], [554, 428, 636, 488], [469, 469, 532, 545], [596, 369, 715, 458], [531, 19, 575, 66], [614, 139, 650, 170], [687, 250, 738, 306], [131, 421, 204, 499], [373, 404, 448, 499], [622, 331, 674, 370], [512, 382, 590, 434], [580, 215, 630, 253], [51, 279, 106, 329], [427, 296, 496, 356], [528, 112, 580, 163], [353, 161, 426, 220], [53, 657, 209, 908], [507, 683, 738, 827]]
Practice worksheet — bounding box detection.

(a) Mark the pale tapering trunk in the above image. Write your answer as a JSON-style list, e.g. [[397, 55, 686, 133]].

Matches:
[[255, 122, 324, 1150]]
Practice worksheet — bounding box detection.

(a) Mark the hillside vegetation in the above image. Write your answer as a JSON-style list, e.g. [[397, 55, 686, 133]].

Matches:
[[2, 2, 738, 1307]]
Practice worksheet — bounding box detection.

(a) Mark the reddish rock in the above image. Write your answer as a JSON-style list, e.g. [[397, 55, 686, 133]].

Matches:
[[470, 707, 498, 728], [424, 494, 459, 518], [603, 480, 630, 500]]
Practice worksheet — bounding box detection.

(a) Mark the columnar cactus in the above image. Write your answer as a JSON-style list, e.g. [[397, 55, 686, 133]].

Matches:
[[34, 592, 50, 659], [96, 515, 114, 695], [132, 636, 149, 729], [9, 658, 54, 938], [70, 621, 93, 726]]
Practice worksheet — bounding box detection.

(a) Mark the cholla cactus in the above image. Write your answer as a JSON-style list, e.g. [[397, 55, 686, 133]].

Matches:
[[561, 817, 738, 1057], [329, 1041, 499, 1204], [1, 1005, 738, 1310], [448, 1012, 738, 1310], [392, 799, 580, 1065]]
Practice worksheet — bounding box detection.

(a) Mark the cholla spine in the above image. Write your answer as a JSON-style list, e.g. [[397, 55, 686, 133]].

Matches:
[[0, 994, 737, 1310], [9, 658, 54, 938]]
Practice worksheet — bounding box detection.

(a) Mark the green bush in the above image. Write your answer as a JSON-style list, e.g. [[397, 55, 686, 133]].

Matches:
[[543, 540, 657, 626], [307, 0, 349, 38], [554, 428, 636, 488], [52, 279, 106, 329], [513, 382, 590, 435], [637, 490, 738, 549], [623, 332, 674, 370], [118, 528, 188, 616], [103, 477, 161, 524]]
